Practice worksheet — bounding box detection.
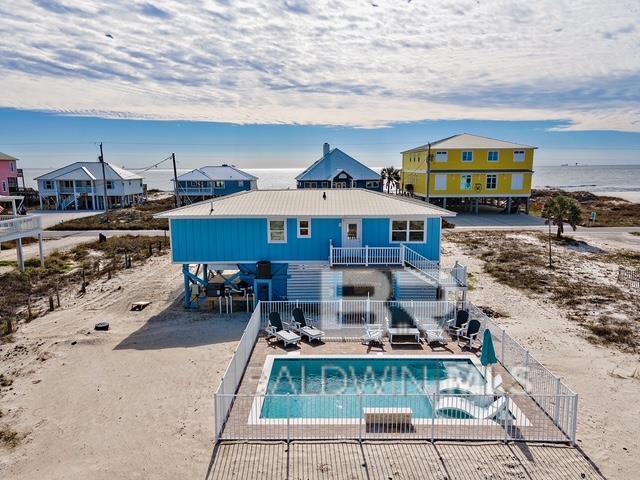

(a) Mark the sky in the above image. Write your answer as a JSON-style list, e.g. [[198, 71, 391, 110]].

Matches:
[[0, 0, 639, 169]]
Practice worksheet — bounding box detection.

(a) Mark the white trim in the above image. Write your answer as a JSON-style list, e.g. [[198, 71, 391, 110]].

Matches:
[[485, 174, 498, 190], [267, 218, 287, 244], [297, 218, 311, 238], [388, 218, 426, 244]]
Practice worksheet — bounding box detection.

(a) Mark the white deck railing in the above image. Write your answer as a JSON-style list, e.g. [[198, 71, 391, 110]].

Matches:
[[0, 215, 42, 241], [213, 300, 579, 444]]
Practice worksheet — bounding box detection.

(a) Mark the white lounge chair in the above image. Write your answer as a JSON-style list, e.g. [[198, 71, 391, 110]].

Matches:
[[439, 374, 503, 396], [291, 308, 325, 342], [266, 312, 301, 348], [435, 396, 508, 419], [362, 324, 385, 346]]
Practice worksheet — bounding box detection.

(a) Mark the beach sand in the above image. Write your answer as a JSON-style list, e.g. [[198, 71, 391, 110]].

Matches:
[[597, 191, 640, 203], [443, 236, 640, 480]]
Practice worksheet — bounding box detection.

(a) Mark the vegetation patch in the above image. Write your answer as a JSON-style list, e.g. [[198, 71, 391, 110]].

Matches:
[[49, 196, 173, 231], [530, 189, 640, 227], [448, 231, 640, 352], [0, 425, 21, 449], [0, 236, 169, 337]]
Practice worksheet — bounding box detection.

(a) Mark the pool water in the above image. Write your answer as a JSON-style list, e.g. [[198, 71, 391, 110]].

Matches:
[[260, 357, 484, 419]]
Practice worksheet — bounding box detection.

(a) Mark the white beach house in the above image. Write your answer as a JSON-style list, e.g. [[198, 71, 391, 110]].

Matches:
[[36, 161, 145, 210]]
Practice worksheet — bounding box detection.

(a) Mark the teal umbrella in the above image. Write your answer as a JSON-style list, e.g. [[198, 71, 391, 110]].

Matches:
[[480, 329, 498, 394]]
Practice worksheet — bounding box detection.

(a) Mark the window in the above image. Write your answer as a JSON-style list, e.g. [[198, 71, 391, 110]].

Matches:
[[366, 181, 379, 188], [297, 218, 311, 238], [514, 150, 525, 162], [10, 162, 15, 171], [1, 181, 6, 193], [310, 182, 317, 188], [488, 151, 499, 162], [435, 174, 447, 191], [322, 181, 329, 188], [334, 182, 346, 188], [238, 180, 244, 187], [486, 174, 497, 190], [460, 174, 472, 191], [44, 180, 52, 189], [63, 180, 73, 189], [214, 181, 225, 188], [106, 181, 113, 189], [462, 151, 473, 162], [391, 219, 425, 243], [511, 173, 524, 190], [435, 151, 448, 162], [268, 219, 287, 243]]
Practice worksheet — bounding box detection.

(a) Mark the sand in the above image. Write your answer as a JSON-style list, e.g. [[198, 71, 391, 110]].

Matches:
[[443, 238, 640, 480], [0, 255, 247, 480]]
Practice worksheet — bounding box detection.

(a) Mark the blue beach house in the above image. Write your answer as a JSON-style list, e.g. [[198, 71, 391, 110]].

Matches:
[[174, 165, 257, 202], [156, 189, 466, 308], [296, 144, 382, 191]]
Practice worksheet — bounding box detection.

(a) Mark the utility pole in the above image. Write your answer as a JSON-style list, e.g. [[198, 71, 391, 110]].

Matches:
[[425, 142, 432, 203], [172, 153, 180, 208], [99, 142, 109, 212]]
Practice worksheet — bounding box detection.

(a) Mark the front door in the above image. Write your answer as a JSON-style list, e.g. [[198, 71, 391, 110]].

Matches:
[[342, 218, 362, 248]]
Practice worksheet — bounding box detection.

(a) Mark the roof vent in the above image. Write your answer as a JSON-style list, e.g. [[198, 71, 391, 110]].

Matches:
[[323, 192, 326, 200], [323, 143, 330, 156]]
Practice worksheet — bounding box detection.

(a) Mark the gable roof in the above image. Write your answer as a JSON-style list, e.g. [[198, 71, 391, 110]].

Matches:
[[296, 148, 380, 182], [0, 152, 18, 161], [34, 162, 143, 181], [155, 189, 455, 219], [176, 165, 257, 182], [402, 133, 537, 153]]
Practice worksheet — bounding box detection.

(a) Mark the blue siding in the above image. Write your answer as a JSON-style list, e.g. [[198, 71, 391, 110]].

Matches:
[[171, 218, 342, 263], [362, 218, 441, 261]]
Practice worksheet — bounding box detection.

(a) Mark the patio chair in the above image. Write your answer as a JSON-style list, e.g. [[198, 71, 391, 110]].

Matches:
[[362, 323, 385, 346], [266, 312, 301, 348], [458, 319, 482, 350], [291, 308, 325, 342], [447, 310, 469, 338], [386, 306, 420, 344], [439, 374, 503, 396], [418, 323, 448, 347], [435, 396, 508, 420]]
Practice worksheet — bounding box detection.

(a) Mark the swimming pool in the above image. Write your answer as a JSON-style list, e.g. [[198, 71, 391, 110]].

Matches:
[[258, 355, 486, 420]]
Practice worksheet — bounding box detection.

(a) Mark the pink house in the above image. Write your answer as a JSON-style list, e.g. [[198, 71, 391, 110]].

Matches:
[[0, 152, 19, 195]]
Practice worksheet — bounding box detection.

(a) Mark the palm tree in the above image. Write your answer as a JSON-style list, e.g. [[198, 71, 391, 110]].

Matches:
[[380, 166, 401, 194], [542, 196, 582, 238]]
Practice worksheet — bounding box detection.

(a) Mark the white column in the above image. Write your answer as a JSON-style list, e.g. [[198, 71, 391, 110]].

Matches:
[[73, 180, 78, 210], [91, 181, 96, 210], [16, 238, 24, 272], [38, 233, 45, 267]]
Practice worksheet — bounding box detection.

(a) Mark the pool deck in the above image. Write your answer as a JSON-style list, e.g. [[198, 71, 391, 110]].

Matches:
[[220, 337, 567, 442]]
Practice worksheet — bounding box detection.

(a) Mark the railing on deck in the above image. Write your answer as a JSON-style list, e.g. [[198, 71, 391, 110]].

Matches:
[[0, 215, 42, 240], [328, 242, 467, 288], [214, 300, 579, 444]]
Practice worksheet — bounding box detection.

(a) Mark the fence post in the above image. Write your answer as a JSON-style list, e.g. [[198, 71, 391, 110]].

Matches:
[[339, 298, 343, 325], [431, 391, 436, 442], [524, 350, 529, 392], [359, 393, 363, 441], [571, 394, 579, 445], [504, 396, 510, 443], [365, 245, 369, 266], [287, 393, 291, 442], [501, 329, 506, 364], [554, 376, 562, 425]]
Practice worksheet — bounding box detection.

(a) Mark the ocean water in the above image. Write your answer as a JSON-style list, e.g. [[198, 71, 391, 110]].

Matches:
[[19, 164, 640, 193]]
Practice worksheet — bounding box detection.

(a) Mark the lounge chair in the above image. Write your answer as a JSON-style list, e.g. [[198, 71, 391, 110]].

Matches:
[[266, 312, 301, 347], [291, 308, 325, 342], [439, 374, 503, 396], [447, 310, 469, 338], [386, 306, 420, 344], [458, 319, 482, 350], [435, 396, 508, 419], [362, 323, 385, 346], [419, 323, 448, 347]]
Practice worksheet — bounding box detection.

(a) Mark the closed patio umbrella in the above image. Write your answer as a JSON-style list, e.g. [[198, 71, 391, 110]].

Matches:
[[480, 329, 498, 394]]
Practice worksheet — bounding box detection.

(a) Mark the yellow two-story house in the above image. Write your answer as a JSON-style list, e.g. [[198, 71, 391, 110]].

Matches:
[[400, 133, 536, 213]]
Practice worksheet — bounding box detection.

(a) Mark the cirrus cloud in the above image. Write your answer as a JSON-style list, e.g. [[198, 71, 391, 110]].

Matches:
[[0, 0, 639, 131]]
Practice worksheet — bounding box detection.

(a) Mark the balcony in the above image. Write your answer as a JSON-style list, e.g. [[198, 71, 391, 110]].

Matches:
[[0, 215, 43, 242], [328, 242, 467, 288]]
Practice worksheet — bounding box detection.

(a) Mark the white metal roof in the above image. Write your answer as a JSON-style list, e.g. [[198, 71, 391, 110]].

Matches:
[[155, 189, 455, 219], [402, 133, 537, 153], [176, 165, 257, 182], [0, 152, 18, 161], [34, 162, 143, 181]]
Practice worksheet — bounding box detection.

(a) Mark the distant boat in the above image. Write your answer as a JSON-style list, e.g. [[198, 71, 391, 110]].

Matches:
[[560, 163, 569, 166]]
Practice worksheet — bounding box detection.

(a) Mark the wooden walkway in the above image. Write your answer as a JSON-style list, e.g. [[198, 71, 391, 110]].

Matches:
[[208, 441, 605, 480]]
